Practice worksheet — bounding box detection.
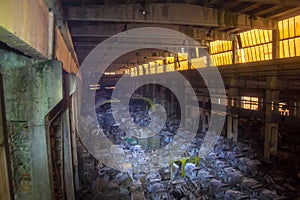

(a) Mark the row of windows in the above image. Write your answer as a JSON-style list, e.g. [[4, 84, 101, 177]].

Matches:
[[210, 40, 232, 55], [241, 96, 259, 111], [239, 29, 272, 48], [127, 15, 300, 74], [237, 43, 272, 63], [211, 52, 232, 66], [128, 56, 208, 76], [278, 15, 300, 59], [239, 97, 292, 116], [278, 15, 300, 40], [279, 38, 300, 58], [191, 57, 207, 69]]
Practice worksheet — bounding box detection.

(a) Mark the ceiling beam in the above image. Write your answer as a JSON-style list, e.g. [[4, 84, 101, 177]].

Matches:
[[231, 0, 300, 7], [44, 0, 79, 65], [267, 7, 300, 19], [254, 4, 283, 16], [67, 3, 276, 30], [238, 2, 263, 13], [70, 23, 234, 41]]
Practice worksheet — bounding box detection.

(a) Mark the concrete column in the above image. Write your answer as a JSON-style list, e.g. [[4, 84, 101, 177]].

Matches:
[[264, 77, 280, 161], [0, 56, 64, 200], [227, 78, 239, 140], [232, 35, 238, 64], [227, 115, 233, 139], [160, 87, 166, 107], [272, 29, 279, 60], [232, 115, 238, 142]]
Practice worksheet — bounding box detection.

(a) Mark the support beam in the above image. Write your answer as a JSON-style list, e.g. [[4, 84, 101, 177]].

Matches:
[[232, 0, 300, 7], [238, 2, 263, 13], [67, 4, 276, 30], [70, 24, 234, 41], [44, 0, 79, 66], [227, 78, 239, 141], [255, 4, 283, 16], [264, 77, 280, 161], [268, 7, 300, 19]]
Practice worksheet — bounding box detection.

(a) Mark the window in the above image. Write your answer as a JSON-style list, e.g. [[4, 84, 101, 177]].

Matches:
[[191, 56, 207, 68], [237, 29, 272, 63], [278, 15, 300, 58], [210, 40, 233, 66], [241, 96, 259, 111]]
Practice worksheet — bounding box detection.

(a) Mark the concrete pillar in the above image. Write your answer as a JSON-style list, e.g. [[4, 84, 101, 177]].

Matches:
[[0, 74, 13, 200], [232, 35, 238, 64], [227, 115, 233, 139], [232, 115, 238, 142], [227, 78, 239, 140], [272, 29, 279, 60], [0, 50, 66, 199], [264, 77, 280, 161]]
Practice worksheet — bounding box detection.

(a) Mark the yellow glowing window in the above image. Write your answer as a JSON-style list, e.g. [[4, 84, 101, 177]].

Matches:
[[130, 68, 134, 76], [295, 15, 300, 36], [178, 53, 188, 61], [289, 18, 295, 38], [240, 35, 245, 47], [250, 48, 255, 61], [283, 19, 289, 39], [245, 34, 249, 47], [283, 40, 290, 57], [296, 38, 300, 56], [177, 61, 188, 71], [247, 32, 252, 46], [138, 65, 143, 76], [252, 30, 257, 45], [254, 46, 260, 61], [241, 96, 259, 110], [166, 56, 175, 64], [289, 39, 295, 57], [265, 30, 270, 43], [279, 41, 284, 58], [166, 63, 174, 72], [268, 43, 272, 59], [133, 67, 138, 76], [259, 46, 264, 60], [149, 62, 156, 74], [191, 57, 207, 68], [278, 21, 283, 40], [157, 65, 164, 73], [259, 30, 265, 44]]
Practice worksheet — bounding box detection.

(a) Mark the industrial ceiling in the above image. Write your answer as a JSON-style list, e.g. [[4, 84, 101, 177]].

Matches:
[[60, 0, 300, 70]]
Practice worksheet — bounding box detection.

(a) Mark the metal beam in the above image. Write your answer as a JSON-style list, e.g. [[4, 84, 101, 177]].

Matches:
[[67, 3, 276, 30], [70, 23, 234, 41]]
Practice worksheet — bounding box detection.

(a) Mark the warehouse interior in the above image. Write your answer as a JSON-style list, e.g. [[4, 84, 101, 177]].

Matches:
[[0, 0, 300, 199]]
